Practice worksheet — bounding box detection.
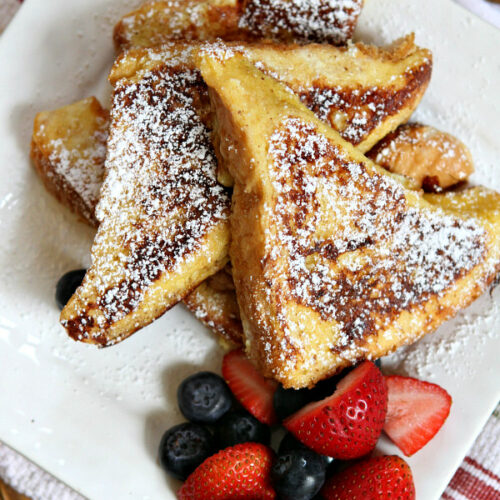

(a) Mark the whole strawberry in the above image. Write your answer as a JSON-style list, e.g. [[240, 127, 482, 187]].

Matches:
[[177, 442, 276, 500], [284, 361, 387, 459], [321, 455, 415, 500]]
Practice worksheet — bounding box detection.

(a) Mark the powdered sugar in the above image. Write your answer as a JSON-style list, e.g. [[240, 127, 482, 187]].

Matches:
[[118, 0, 218, 47], [117, 0, 363, 51], [261, 117, 489, 376], [47, 123, 107, 219], [384, 288, 500, 380], [63, 50, 230, 343], [201, 39, 431, 152], [239, 0, 362, 44]]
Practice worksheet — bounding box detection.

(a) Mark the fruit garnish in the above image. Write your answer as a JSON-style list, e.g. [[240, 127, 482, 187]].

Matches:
[[278, 432, 334, 468], [158, 423, 213, 480], [214, 410, 270, 448], [320, 455, 415, 500], [178, 442, 276, 500], [284, 361, 387, 459], [222, 349, 278, 425], [55, 269, 86, 310], [271, 449, 326, 500], [384, 375, 452, 456], [177, 371, 232, 424]]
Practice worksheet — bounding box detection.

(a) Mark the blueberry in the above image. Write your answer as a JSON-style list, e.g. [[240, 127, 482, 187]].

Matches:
[[274, 385, 311, 420], [214, 410, 270, 448], [55, 269, 86, 310], [375, 358, 383, 369], [158, 422, 213, 480], [272, 449, 327, 500], [178, 371, 232, 424], [279, 432, 334, 468]]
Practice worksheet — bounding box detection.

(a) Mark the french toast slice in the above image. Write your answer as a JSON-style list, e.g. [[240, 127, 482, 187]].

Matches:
[[113, 0, 363, 52], [30, 96, 240, 346], [197, 48, 500, 388], [30, 97, 108, 227], [215, 35, 432, 184], [424, 187, 500, 233], [60, 44, 231, 346]]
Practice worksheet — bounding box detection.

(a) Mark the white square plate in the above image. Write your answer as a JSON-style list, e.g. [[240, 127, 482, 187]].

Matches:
[[0, 0, 499, 498]]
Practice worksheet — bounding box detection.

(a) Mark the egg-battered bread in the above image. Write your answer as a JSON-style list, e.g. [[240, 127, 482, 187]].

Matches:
[[114, 0, 363, 52], [367, 123, 474, 191], [30, 97, 108, 227], [183, 266, 244, 348], [60, 44, 231, 346], [197, 48, 500, 388], [215, 35, 432, 185]]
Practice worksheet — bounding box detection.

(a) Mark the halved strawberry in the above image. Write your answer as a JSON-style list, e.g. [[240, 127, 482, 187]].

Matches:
[[383, 375, 452, 456], [222, 349, 278, 425], [321, 455, 415, 500], [284, 361, 387, 459], [178, 442, 276, 500]]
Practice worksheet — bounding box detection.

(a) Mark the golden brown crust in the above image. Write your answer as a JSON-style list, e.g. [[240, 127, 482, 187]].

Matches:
[[0, 479, 31, 500], [183, 267, 243, 347], [30, 140, 98, 227], [214, 36, 432, 186], [367, 123, 474, 191], [113, 0, 364, 52], [60, 45, 231, 346], [113, 0, 244, 52], [197, 49, 500, 388], [30, 97, 108, 226]]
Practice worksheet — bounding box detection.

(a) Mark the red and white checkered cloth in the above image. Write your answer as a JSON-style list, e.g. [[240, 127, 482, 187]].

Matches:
[[1, 0, 499, 498]]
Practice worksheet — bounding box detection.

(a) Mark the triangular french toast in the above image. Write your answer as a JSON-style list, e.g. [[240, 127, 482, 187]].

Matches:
[[31, 93, 242, 348], [60, 37, 431, 346], [244, 36, 431, 154], [197, 48, 500, 388], [114, 0, 363, 52], [215, 35, 431, 184], [60, 44, 231, 346], [237, 0, 363, 44]]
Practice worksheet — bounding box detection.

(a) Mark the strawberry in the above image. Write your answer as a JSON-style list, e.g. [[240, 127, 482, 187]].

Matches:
[[321, 455, 415, 500], [383, 375, 452, 456], [283, 361, 387, 459], [177, 442, 276, 500], [222, 349, 278, 425]]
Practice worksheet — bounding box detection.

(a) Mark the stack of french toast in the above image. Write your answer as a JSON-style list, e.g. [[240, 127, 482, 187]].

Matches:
[[31, 0, 500, 389]]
